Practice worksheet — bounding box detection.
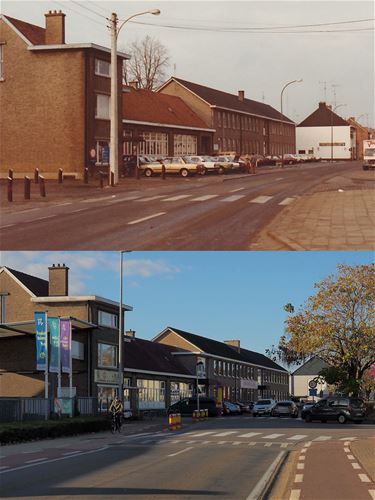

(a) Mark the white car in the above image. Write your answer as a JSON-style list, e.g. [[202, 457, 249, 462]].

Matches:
[[183, 156, 221, 175], [252, 399, 277, 416]]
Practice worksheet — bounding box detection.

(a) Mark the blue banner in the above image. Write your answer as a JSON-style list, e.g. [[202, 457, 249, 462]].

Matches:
[[35, 311, 48, 371], [48, 317, 60, 373], [60, 318, 71, 374]]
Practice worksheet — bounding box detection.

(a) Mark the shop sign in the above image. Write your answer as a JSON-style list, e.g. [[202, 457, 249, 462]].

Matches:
[[94, 369, 120, 384], [240, 379, 258, 389]]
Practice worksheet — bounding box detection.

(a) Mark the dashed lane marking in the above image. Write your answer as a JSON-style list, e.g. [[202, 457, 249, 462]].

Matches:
[[218, 441, 228, 445], [289, 490, 301, 500], [288, 435, 308, 441], [162, 195, 192, 202], [167, 447, 193, 458], [187, 431, 215, 437], [135, 195, 167, 202], [25, 458, 47, 464], [265, 443, 272, 447], [347, 455, 355, 460], [275, 177, 284, 181], [279, 197, 296, 206], [297, 463, 304, 470], [229, 187, 245, 192], [55, 202, 72, 207], [108, 195, 143, 203], [304, 441, 312, 447], [214, 431, 238, 437], [340, 437, 356, 441], [35, 215, 56, 221], [352, 463, 361, 470], [369, 490, 375, 499], [221, 195, 245, 202], [248, 442, 256, 446], [294, 474, 304, 483], [16, 208, 41, 214], [62, 451, 82, 456], [0, 466, 9, 470], [313, 436, 331, 441], [0, 224, 15, 229], [344, 447, 351, 453], [82, 195, 116, 203], [128, 212, 166, 225], [71, 209, 86, 214], [249, 195, 273, 204], [359, 474, 371, 483], [191, 194, 219, 201], [262, 433, 285, 439], [298, 456, 306, 461], [238, 432, 261, 438], [232, 441, 242, 445], [202, 441, 211, 445]]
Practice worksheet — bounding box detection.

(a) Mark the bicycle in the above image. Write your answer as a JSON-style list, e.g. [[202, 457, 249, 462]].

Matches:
[[110, 411, 122, 434]]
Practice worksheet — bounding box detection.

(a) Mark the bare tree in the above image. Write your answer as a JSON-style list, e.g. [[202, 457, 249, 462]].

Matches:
[[122, 36, 170, 90]]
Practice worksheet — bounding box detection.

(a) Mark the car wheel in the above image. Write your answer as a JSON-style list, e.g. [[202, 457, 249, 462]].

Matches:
[[144, 168, 153, 177], [218, 166, 225, 175], [338, 414, 346, 424], [180, 168, 189, 177], [199, 166, 207, 176]]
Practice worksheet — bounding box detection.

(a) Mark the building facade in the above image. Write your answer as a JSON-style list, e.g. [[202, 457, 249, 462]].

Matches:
[[346, 117, 370, 160], [296, 102, 356, 160], [157, 77, 296, 156], [290, 356, 330, 399], [0, 11, 128, 179]]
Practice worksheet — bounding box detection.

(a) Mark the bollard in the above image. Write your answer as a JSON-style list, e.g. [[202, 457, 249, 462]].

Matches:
[[39, 175, 46, 197], [175, 413, 182, 430], [192, 409, 199, 422], [58, 168, 63, 184], [169, 413, 177, 431], [110, 171, 115, 187], [34, 168, 39, 184], [84, 168, 89, 184], [136, 166, 140, 180], [8, 168, 13, 179], [161, 163, 166, 180], [7, 176, 13, 202], [24, 176, 31, 200], [99, 171, 104, 189]]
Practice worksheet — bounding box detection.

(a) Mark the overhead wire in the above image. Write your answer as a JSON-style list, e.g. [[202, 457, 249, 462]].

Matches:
[[52, 1, 105, 27]]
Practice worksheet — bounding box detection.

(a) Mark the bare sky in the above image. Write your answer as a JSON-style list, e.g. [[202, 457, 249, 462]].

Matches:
[[2, 0, 374, 126]]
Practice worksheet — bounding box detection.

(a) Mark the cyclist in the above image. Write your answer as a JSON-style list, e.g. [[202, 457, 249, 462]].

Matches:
[[109, 396, 123, 432]]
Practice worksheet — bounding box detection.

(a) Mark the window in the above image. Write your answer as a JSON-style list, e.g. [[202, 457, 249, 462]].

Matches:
[[95, 94, 110, 119], [95, 59, 110, 77], [96, 141, 110, 164], [98, 343, 117, 368], [0, 293, 7, 322], [0, 44, 4, 80], [98, 310, 118, 328], [139, 132, 168, 156], [72, 340, 84, 360], [214, 360, 218, 375], [217, 112, 222, 127], [174, 134, 197, 155]]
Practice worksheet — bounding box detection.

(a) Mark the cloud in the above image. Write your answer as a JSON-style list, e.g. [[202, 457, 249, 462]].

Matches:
[[124, 259, 181, 278]]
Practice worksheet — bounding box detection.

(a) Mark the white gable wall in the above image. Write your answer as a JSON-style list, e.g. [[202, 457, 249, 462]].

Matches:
[[296, 126, 354, 160]]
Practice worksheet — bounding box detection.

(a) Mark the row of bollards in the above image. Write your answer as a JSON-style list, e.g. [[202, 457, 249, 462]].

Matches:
[[7, 173, 46, 202], [192, 409, 209, 422]]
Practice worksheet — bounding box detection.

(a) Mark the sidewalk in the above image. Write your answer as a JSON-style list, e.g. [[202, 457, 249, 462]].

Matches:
[[250, 170, 375, 250]]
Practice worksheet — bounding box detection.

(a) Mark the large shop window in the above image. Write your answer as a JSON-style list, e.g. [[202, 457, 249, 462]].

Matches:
[[95, 59, 110, 77], [98, 385, 117, 411], [170, 382, 192, 403], [95, 141, 110, 165], [98, 343, 117, 368], [137, 132, 168, 156], [137, 379, 165, 409], [174, 134, 197, 155], [95, 94, 110, 120], [98, 310, 118, 328]]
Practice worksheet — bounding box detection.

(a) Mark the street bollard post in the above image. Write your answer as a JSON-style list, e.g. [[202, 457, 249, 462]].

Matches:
[[58, 168, 63, 184], [34, 168, 39, 184], [84, 168, 89, 184], [24, 176, 31, 200], [99, 171, 104, 189], [136, 166, 140, 180], [110, 171, 114, 187], [169, 413, 176, 431], [7, 177, 13, 202], [8, 168, 13, 179], [175, 413, 182, 430], [39, 175, 46, 197], [161, 163, 166, 180]]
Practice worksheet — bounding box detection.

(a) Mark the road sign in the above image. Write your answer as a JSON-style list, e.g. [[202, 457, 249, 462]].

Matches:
[[308, 379, 317, 389], [309, 388, 317, 396]]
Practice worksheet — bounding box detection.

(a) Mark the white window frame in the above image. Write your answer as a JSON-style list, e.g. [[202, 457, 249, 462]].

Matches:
[[98, 343, 118, 369], [98, 310, 118, 328], [95, 59, 110, 78], [95, 94, 110, 120]]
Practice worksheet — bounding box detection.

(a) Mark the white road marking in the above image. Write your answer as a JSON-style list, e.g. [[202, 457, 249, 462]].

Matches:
[[62, 451, 81, 456], [288, 435, 308, 441], [246, 451, 285, 500], [347, 455, 355, 460], [128, 212, 166, 225], [167, 447, 193, 458], [250, 195, 273, 204], [214, 431, 238, 437], [275, 177, 284, 181], [127, 432, 154, 438], [289, 490, 301, 500], [238, 432, 261, 438], [135, 195, 167, 202], [162, 194, 192, 202], [221, 195, 245, 202], [202, 441, 211, 445], [344, 447, 351, 453], [82, 195, 116, 203], [281, 443, 289, 448], [262, 433, 285, 439], [230, 187, 245, 192], [279, 197, 296, 206], [55, 202, 72, 207], [301, 448, 308, 453], [36, 215, 56, 220], [304, 441, 312, 447], [186, 440, 196, 444], [191, 194, 218, 201], [0, 466, 9, 470], [17, 208, 41, 214], [298, 456, 306, 461], [265, 443, 272, 447], [340, 437, 356, 441], [187, 431, 215, 437], [0, 224, 15, 229], [369, 490, 375, 499], [109, 195, 142, 202], [352, 463, 361, 469], [313, 436, 331, 441], [232, 441, 242, 445], [71, 209, 86, 213], [25, 458, 47, 464], [217, 441, 228, 445], [294, 474, 304, 483], [359, 474, 370, 483], [297, 463, 304, 470]]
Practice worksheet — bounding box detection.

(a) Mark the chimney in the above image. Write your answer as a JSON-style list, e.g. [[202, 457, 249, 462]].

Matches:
[[319, 102, 327, 109], [126, 329, 136, 338], [128, 81, 139, 90], [48, 263, 69, 296], [224, 339, 241, 352], [238, 90, 245, 102], [45, 10, 66, 45]]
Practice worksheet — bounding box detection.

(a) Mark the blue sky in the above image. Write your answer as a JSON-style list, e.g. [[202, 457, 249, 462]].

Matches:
[[1, 251, 373, 355]]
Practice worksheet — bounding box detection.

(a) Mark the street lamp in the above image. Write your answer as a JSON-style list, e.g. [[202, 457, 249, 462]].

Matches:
[[330, 104, 346, 163], [118, 250, 131, 399], [280, 79, 303, 167], [110, 9, 161, 185]]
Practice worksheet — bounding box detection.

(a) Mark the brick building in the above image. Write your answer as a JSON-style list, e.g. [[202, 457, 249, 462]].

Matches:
[[153, 327, 289, 402], [0, 11, 129, 179], [346, 117, 370, 160], [157, 77, 296, 156], [123, 85, 215, 157]]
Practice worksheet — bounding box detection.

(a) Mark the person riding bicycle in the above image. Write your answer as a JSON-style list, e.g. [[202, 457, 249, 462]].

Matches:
[[109, 396, 123, 430]]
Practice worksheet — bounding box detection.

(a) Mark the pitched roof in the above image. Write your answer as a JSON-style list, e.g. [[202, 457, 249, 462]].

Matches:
[[124, 337, 193, 377], [122, 88, 213, 130], [298, 102, 349, 127], [292, 356, 329, 376], [1, 267, 48, 296], [159, 77, 294, 124], [3, 15, 46, 45], [166, 327, 287, 372]]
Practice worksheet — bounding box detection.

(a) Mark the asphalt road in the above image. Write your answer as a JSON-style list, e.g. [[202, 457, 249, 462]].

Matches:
[[0, 162, 363, 250], [1, 416, 373, 499]]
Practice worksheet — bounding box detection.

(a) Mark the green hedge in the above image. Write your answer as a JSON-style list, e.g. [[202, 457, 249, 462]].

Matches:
[[0, 416, 110, 445]]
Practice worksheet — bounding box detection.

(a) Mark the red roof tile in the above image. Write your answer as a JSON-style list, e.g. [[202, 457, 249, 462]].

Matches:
[[122, 88, 212, 130], [298, 102, 349, 127], [3, 15, 46, 45]]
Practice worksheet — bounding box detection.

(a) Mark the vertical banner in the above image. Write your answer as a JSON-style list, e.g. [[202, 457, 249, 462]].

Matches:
[[60, 318, 71, 374], [48, 317, 60, 373], [35, 311, 48, 371]]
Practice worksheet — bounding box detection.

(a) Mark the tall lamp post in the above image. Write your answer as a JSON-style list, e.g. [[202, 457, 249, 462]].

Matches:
[[118, 250, 131, 399], [280, 79, 302, 167], [110, 8, 161, 185], [330, 104, 346, 163]]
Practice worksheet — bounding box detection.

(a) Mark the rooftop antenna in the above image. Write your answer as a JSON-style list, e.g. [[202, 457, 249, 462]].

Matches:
[[331, 83, 340, 108], [318, 80, 332, 101], [262, 91, 265, 103], [173, 63, 177, 76]]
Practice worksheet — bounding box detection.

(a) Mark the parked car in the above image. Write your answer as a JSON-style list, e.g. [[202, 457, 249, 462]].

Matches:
[[167, 397, 219, 417], [235, 401, 252, 413], [301, 401, 317, 419], [262, 155, 282, 166], [223, 401, 242, 415], [271, 400, 299, 418], [252, 399, 277, 416], [303, 397, 366, 424], [282, 154, 299, 164], [214, 156, 236, 174], [139, 156, 200, 177], [184, 156, 221, 175]]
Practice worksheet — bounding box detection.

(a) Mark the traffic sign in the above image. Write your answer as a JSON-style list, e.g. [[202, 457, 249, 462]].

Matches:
[[309, 388, 317, 396], [308, 379, 317, 389]]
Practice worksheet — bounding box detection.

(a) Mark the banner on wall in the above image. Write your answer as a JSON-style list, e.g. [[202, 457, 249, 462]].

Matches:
[[60, 318, 71, 374], [48, 317, 60, 373], [35, 311, 48, 371]]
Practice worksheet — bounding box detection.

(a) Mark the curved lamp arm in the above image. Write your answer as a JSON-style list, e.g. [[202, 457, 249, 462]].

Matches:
[[117, 9, 160, 38]]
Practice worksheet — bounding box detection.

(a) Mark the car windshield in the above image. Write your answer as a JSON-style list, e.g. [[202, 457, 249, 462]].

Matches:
[[364, 149, 375, 156], [256, 400, 271, 405], [277, 402, 292, 407], [183, 157, 197, 164]]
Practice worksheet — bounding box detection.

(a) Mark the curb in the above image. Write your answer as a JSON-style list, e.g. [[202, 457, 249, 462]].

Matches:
[[246, 450, 288, 500], [265, 231, 307, 251]]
